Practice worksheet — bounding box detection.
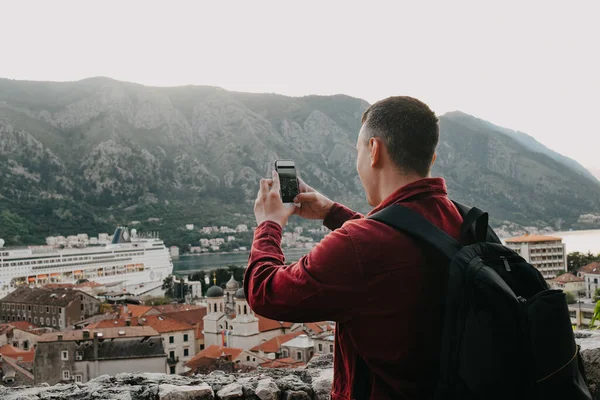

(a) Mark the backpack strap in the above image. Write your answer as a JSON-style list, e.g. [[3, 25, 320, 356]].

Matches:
[[452, 200, 502, 244], [460, 207, 489, 244], [369, 204, 461, 260]]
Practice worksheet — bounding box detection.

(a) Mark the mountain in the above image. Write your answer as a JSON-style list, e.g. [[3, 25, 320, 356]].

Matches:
[[443, 111, 597, 182], [0, 77, 598, 246]]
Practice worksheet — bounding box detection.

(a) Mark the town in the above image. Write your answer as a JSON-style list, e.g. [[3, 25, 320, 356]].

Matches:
[[0, 229, 599, 387]]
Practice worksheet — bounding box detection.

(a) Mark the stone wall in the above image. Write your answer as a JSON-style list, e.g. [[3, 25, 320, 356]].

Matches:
[[2, 351, 600, 400]]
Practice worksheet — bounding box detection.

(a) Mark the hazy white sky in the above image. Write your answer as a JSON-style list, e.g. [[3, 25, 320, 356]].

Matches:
[[2, 1, 599, 168]]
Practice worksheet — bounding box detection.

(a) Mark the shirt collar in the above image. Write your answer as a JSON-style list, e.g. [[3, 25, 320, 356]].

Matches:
[[367, 177, 448, 216]]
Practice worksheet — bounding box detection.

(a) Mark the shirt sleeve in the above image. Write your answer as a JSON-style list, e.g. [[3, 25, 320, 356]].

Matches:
[[323, 202, 364, 231], [244, 220, 365, 323]]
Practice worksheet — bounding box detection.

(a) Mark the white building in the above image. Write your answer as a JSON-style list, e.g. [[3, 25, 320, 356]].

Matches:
[[577, 262, 600, 298], [227, 236, 235, 242], [46, 237, 57, 246], [185, 224, 194, 231], [281, 334, 315, 364], [200, 239, 210, 247], [505, 235, 567, 279], [236, 225, 248, 233], [203, 286, 293, 352], [170, 246, 180, 257]]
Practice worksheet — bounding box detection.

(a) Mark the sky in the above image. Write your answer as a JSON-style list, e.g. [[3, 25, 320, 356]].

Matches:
[[1, 1, 599, 169]]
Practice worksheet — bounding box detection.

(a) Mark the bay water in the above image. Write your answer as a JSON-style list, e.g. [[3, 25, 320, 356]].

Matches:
[[174, 229, 600, 276]]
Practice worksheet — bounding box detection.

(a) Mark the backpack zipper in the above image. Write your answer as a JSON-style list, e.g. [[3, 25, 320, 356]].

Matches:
[[500, 256, 511, 272]]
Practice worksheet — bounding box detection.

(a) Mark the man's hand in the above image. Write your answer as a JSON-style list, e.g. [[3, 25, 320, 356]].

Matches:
[[254, 170, 296, 228], [293, 177, 335, 220]]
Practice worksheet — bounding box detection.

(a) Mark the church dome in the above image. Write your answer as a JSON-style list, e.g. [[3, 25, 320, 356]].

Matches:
[[206, 285, 224, 298], [226, 274, 240, 290], [235, 287, 246, 300]]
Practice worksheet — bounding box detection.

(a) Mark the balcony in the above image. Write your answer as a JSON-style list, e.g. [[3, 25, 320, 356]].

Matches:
[[167, 356, 179, 366]]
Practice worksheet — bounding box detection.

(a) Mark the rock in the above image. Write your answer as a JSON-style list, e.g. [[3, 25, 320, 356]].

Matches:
[[581, 348, 600, 396], [275, 375, 312, 394], [217, 382, 244, 399], [255, 378, 280, 400], [282, 390, 311, 400], [312, 369, 334, 400], [159, 383, 214, 400], [306, 354, 333, 369]]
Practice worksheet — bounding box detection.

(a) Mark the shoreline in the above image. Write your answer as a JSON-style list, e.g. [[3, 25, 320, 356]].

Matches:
[[173, 248, 310, 259]]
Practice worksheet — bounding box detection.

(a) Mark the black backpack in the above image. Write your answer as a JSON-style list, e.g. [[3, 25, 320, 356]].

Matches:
[[365, 202, 592, 400]]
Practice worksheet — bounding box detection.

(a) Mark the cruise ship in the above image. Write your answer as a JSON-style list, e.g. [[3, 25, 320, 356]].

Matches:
[[0, 227, 173, 299]]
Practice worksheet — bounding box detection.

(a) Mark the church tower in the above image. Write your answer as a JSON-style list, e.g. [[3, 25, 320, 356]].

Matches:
[[224, 273, 240, 308], [202, 273, 226, 347], [229, 287, 260, 349]]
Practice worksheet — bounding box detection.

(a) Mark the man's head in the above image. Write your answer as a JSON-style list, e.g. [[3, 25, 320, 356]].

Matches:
[[356, 96, 439, 206]]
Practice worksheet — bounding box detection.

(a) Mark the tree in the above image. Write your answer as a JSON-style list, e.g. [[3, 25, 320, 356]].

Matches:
[[565, 291, 576, 304], [568, 251, 600, 272], [162, 275, 174, 298], [594, 288, 600, 303]]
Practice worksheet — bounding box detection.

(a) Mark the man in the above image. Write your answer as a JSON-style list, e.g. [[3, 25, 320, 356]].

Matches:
[[246, 96, 463, 400]]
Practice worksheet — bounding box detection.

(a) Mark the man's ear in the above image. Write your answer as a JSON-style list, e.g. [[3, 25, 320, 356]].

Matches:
[[431, 152, 437, 166], [370, 137, 380, 167]]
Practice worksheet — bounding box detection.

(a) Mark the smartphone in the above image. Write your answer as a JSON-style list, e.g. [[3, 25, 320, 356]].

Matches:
[[274, 160, 299, 203]]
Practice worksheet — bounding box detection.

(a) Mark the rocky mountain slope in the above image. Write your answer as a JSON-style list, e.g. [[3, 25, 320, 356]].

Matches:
[[0, 77, 598, 245]]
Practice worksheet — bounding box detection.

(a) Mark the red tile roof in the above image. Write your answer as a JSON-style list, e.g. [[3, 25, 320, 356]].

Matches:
[[251, 331, 304, 353], [9, 321, 40, 332], [184, 345, 244, 370], [259, 357, 304, 369], [578, 262, 600, 275], [257, 316, 293, 333], [554, 272, 584, 283], [163, 308, 207, 326], [0, 345, 35, 363], [505, 234, 562, 243], [38, 326, 160, 342], [88, 314, 194, 334], [152, 304, 205, 314], [122, 305, 153, 318]]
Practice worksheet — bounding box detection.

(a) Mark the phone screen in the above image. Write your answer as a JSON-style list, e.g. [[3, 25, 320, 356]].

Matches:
[[277, 165, 298, 203]]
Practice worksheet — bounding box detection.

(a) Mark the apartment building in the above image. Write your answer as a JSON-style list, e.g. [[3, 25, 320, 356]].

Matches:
[[505, 234, 567, 279], [0, 287, 101, 330], [33, 327, 165, 385]]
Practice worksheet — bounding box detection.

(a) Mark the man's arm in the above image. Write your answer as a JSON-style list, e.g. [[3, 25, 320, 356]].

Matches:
[[323, 202, 364, 231], [244, 220, 365, 323]]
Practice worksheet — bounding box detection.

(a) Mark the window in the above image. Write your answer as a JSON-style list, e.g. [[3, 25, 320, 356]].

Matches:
[[247, 356, 250, 361], [200, 344, 205, 350], [283, 350, 288, 357], [34, 317, 38, 324], [169, 366, 176, 374], [169, 336, 174, 344], [329, 345, 334, 352], [46, 318, 50, 325], [61, 350, 68, 360], [75, 351, 83, 360], [62, 370, 70, 380], [28, 305, 32, 311], [169, 350, 175, 359], [81, 304, 84, 311], [75, 375, 83, 383], [46, 306, 50, 313], [297, 352, 302, 360], [318, 344, 323, 352], [184, 348, 189, 357], [12, 341, 19, 348], [23, 341, 29, 350], [244, 305, 247, 314], [28, 317, 32, 323], [34, 305, 37, 312], [183, 334, 189, 342], [253, 358, 255, 362], [52, 318, 56, 326]]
